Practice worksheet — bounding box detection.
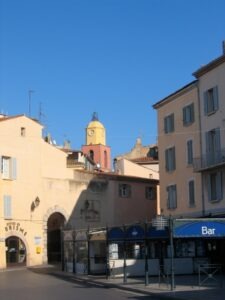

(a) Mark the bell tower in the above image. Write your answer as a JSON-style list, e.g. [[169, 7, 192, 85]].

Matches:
[[82, 113, 111, 172]]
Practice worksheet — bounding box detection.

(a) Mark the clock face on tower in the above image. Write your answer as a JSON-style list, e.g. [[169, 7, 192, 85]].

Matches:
[[88, 129, 94, 136]]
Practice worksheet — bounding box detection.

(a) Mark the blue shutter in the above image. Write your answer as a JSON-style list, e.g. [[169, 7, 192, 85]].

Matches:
[[204, 91, 208, 115], [4, 195, 12, 219], [215, 128, 221, 152], [12, 158, 17, 180], [164, 117, 168, 133], [207, 174, 211, 201], [165, 149, 169, 171], [172, 147, 176, 170], [191, 103, 195, 122], [213, 86, 219, 111], [216, 172, 223, 201]]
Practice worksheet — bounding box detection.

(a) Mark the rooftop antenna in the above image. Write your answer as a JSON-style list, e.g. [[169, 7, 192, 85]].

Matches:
[[38, 102, 45, 123], [28, 90, 34, 117]]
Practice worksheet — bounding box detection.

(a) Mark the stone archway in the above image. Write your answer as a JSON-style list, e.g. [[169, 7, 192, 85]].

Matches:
[[5, 232, 29, 268], [43, 206, 68, 264]]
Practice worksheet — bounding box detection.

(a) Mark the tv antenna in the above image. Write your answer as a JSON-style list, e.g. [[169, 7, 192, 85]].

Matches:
[[28, 90, 34, 117]]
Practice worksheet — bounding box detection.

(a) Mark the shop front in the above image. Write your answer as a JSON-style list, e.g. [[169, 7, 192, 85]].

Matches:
[[62, 218, 225, 277], [172, 218, 225, 273]]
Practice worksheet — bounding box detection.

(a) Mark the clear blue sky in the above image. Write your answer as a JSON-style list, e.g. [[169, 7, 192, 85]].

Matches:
[[0, 0, 225, 159]]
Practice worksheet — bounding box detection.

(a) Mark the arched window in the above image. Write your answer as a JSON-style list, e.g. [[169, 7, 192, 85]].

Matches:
[[89, 150, 94, 161], [104, 150, 107, 168]]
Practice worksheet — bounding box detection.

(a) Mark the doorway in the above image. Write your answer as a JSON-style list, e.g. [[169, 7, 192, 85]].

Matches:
[[6, 236, 26, 267], [47, 212, 65, 263]]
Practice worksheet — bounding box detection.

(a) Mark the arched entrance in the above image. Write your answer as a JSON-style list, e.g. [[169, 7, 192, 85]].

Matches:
[[47, 212, 65, 263], [6, 236, 26, 267]]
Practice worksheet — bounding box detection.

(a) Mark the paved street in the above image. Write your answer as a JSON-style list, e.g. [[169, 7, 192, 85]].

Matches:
[[0, 268, 164, 300]]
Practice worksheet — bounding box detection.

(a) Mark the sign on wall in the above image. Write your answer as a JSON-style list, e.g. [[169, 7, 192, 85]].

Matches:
[[173, 219, 225, 238]]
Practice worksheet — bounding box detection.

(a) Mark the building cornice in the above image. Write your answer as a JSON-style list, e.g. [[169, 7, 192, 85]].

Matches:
[[193, 54, 225, 78], [152, 80, 198, 109]]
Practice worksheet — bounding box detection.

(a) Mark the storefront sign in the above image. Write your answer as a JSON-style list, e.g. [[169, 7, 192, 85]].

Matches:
[[173, 219, 225, 238], [5, 222, 27, 236]]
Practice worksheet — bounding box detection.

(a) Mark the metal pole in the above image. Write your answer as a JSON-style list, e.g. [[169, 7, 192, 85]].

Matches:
[[169, 217, 175, 290], [61, 226, 65, 271], [123, 225, 127, 284], [144, 222, 149, 286], [73, 230, 76, 274]]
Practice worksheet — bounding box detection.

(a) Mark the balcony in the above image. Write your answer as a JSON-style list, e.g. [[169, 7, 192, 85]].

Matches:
[[193, 149, 225, 172]]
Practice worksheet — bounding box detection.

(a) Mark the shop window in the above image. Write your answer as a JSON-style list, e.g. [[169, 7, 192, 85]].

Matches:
[[175, 240, 195, 257], [126, 242, 144, 259]]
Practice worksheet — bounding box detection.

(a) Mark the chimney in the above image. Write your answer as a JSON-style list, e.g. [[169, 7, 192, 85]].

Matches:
[[223, 41, 225, 55]]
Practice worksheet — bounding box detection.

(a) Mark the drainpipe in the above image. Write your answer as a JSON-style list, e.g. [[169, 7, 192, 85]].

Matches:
[[197, 81, 205, 216]]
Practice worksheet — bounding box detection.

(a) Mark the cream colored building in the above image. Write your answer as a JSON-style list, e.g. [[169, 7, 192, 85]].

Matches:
[[192, 45, 225, 217], [153, 43, 225, 218], [153, 81, 202, 217], [0, 114, 158, 269]]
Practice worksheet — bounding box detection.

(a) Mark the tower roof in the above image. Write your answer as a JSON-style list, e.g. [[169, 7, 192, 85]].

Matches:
[[87, 112, 105, 129]]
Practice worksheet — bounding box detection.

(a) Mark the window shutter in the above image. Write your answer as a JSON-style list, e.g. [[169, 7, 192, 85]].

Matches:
[[4, 195, 12, 219], [216, 172, 223, 200], [165, 149, 169, 171], [204, 91, 208, 115], [213, 86, 219, 111], [164, 117, 168, 133], [12, 158, 17, 180], [215, 128, 221, 153], [172, 147, 176, 170], [191, 103, 195, 122], [207, 174, 212, 201]]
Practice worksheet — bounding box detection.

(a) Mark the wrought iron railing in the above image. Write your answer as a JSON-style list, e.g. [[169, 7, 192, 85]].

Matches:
[[193, 149, 225, 172]]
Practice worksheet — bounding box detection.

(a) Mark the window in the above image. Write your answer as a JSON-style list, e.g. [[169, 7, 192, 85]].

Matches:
[[104, 150, 107, 169], [208, 171, 223, 202], [4, 195, 12, 219], [165, 147, 176, 171], [183, 103, 194, 125], [167, 185, 177, 209], [119, 184, 131, 198], [145, 186, 156, 200], [204, 86, 219, 115], [188, 180, 195, 207], [21, 127, 26, 137], [1, 156, 17, 180], [187, 140, 193, 165], [89, 150, 94, 161], [164, 114, 174, 133], [205, 128, 221, 166]]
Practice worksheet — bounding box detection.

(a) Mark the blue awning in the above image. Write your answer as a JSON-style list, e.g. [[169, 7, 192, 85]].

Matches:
[[108, 227, 125, 240], [147, 227, 169, 239], [126, 225, 145, 239]]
